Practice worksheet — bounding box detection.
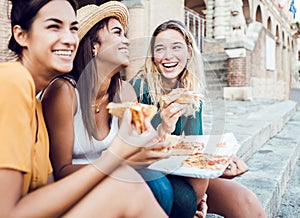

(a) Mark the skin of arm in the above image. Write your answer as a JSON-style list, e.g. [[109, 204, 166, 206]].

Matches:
[[0, 134, 136, 217], [1, 80, 158, 217], [42, 79, 86, 180]]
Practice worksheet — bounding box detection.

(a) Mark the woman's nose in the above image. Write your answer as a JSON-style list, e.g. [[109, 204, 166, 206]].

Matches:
[[122, 35, 130, 45], [61, 29, 78, 45], [163, 47, 173, 59]]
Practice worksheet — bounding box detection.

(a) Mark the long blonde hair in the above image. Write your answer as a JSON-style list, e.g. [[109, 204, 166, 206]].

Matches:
[[133, 20, 206, 107]]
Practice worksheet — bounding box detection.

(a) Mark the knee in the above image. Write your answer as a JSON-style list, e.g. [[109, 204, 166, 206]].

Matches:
[[138, 169, 173, 215], [186, 178, 209, 203], [236, 187, 266, 217]]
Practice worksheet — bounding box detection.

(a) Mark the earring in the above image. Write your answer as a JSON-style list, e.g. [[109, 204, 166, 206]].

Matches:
[[93, 51, 98, 57]]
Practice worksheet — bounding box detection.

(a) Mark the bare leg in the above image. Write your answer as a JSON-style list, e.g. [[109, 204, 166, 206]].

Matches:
[[186, 178, 209, 205], [64, 165, 167, 218], [207, 178, 266, 218]]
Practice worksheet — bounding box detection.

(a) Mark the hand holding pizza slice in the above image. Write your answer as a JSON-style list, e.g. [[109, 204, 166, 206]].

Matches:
[[107, 102, 157, 132], [160, 88, 204, 117]]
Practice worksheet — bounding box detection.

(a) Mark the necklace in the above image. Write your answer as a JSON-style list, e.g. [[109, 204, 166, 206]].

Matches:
[[91, 94, 108, 113]]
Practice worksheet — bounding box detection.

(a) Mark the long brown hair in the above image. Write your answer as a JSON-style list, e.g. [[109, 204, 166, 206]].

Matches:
[[71, 17, 120, 140]]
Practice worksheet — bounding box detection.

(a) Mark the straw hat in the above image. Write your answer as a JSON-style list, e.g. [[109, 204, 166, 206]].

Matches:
[[77, 1, 129, 40]]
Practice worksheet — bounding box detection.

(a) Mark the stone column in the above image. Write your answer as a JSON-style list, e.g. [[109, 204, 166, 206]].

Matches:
[[213, 0, 231, 39], [205, 0, 215, 38], [275, 38, 282, 80], [122, 0, 147, 79], [282, 43, 290, 99]]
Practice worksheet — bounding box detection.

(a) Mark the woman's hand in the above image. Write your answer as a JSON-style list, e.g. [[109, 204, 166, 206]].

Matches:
[[159, 100, 186, 136], [126, 140, 172, 168], [108, 109, 162, 160], [221, 156, 249, 179]]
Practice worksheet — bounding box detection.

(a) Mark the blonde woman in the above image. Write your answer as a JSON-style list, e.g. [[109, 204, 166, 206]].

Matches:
[[131, 20, 266, 218]]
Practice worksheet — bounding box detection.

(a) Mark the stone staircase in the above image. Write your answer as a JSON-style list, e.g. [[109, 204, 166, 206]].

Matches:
[[202, 38, 228, 99], [203, 99, 300, 218], [203, 52, 228, 99]]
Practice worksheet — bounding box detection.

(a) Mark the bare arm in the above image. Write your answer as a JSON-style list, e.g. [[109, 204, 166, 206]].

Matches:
[[42, 79, 86, 179], [0, 104, 159, 217], [0, 135, 132, 217]]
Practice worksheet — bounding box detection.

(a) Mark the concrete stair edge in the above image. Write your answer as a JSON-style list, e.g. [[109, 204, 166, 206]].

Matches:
[[205, 101, 299, 218], [235, 110, 300, 217], [236, 101, 297, 160]]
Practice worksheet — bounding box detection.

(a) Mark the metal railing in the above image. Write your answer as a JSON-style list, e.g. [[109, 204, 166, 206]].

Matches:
[[185, 7, 206, 52]]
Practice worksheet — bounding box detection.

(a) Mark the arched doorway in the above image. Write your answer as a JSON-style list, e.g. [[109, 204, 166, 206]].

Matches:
[[255, 5, 262, 23], [242, 0, 251, 24]]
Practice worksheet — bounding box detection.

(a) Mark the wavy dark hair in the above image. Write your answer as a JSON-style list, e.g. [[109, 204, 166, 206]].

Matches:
[[8, 0, 77, 58], [71, 17, 121, 141]]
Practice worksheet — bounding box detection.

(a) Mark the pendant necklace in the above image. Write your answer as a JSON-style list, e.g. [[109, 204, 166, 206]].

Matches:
[[92, 94, 108, 113]]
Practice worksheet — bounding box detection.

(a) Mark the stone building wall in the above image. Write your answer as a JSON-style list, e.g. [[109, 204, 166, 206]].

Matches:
[[0, 0, 17, 62]]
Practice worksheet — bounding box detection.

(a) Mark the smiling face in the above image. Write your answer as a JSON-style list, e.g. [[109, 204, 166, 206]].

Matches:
[[20, 0, 79, 76], [93, 18, 130, 72], [153, 29, 190, 82]]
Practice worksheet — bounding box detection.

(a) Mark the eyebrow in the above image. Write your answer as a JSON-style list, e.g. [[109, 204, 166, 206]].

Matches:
[[154, 41, 184, 48], [154, 44, 164, 49], [173, 42, 184, 46], [110, 26, 122, 31], [44, 18, 78, 26]]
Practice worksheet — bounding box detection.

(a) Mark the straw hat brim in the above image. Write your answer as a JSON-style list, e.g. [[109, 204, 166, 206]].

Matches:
[[77, 1, 129, 40]]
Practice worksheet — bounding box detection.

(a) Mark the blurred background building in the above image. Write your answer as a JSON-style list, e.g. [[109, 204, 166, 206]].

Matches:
[[1, 0, 299, 100], [121, 0, 300, 100]]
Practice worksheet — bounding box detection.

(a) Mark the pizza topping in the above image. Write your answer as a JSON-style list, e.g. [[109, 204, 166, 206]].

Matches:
[[171, 141, 205, 155], [216, 141, 227, 148], [182, 154, 230, 170], [107, 102, 157, 132]]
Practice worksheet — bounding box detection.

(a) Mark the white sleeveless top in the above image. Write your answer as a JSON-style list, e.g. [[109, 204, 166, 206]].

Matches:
[[72, 89, 118, 164]]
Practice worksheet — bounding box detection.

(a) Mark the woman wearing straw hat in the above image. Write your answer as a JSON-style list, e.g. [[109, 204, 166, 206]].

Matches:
[[0, 0, 166, 217], [42, 1, 184, 216]]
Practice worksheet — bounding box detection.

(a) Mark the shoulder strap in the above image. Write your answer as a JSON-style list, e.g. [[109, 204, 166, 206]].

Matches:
[[38, 74, 76, 100]]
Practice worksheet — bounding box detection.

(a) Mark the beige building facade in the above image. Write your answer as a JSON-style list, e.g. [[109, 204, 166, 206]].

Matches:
[[0, 0, 298, 99], [124, 0, 299, 100]]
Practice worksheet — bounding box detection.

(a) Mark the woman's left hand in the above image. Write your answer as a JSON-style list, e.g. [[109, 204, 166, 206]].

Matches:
[[221, 156, 249, 179]]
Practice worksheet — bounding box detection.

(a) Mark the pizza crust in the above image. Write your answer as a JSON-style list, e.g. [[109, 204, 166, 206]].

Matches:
[[107, 102, 157, 132]]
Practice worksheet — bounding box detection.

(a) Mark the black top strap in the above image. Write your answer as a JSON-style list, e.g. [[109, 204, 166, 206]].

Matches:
[[38, 74, 76, 100]]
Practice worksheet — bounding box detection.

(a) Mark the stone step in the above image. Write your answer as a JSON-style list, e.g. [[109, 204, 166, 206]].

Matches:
[[235, 110, 300, 217], [202, 100, 298, 218], [203, 100, 297, 160], [276, 157, 300, 217]]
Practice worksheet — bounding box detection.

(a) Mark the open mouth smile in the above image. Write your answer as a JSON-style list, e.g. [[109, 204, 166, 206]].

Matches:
[[53, 50, 73, 57], [162, 62, 178, 68]]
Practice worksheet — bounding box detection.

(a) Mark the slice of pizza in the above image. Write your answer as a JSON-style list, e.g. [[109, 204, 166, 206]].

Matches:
[[182, 154, 230, 170], [107, 102, 157, 132], [163, 134, 205, 155], [160, 88, 204, 117], [171, 141, 205, 156]]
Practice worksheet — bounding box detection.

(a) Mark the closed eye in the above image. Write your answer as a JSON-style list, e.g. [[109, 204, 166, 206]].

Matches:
[[48, 24, 60, 30], [70, 26, 78, 32]]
